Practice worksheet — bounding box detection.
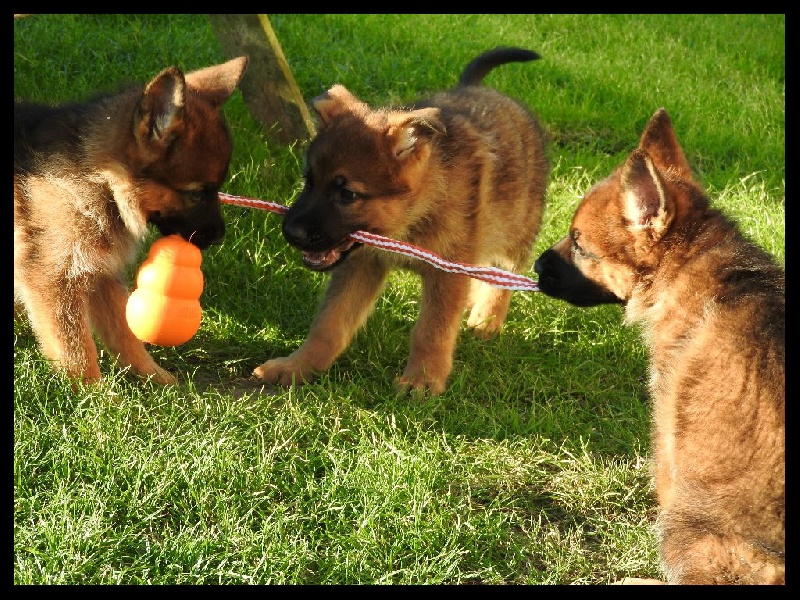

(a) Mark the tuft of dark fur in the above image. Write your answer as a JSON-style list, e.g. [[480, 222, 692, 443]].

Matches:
[[457, 46, 540, 87], [534, 108, 784, 585]]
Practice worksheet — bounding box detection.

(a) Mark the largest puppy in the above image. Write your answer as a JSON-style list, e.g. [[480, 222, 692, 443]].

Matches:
[[254, 47, 549, 395], [14, 56, 248, 385], [534, 108, 784, 584]]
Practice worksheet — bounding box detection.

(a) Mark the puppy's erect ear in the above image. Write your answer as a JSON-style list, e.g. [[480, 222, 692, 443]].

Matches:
[[386, 107, 445, 160], [311, 84, 369, 127], [638, 108, 692, 179], [620, 149, 674, 240], [135, 66, 186, 149], [184, 56, 248, 107], [134, 57, 247, 154]]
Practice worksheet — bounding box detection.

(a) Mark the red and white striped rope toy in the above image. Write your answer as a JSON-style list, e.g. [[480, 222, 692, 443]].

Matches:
[[219, 192, 540, 292]]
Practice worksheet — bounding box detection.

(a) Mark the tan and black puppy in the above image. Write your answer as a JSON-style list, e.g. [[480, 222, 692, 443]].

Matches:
[[534, 108, 785, 585], [254, 47, 549, 395], [14, 56, 248, 385]]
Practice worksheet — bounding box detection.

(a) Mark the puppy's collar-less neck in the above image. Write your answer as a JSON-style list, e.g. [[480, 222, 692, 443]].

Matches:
[[218, 192, 540, 292]]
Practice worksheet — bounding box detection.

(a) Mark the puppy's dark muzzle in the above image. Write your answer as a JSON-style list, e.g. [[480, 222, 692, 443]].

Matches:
[[534, 249, 621, 307], [282, 220, 328, 251], [186, 225, 225, 250], [282, 219, 360, 272], [533, 249, 565, 295], [152, 217, 225, 250]]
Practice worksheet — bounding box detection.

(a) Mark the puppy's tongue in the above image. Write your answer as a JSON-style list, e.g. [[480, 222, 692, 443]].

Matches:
[[302, 238, 356, 269]]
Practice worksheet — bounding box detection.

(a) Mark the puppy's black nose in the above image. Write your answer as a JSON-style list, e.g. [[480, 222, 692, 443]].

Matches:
[[187, 224, 225, 250], [282, 221, 309, 248], [533, 253, 552, 278]]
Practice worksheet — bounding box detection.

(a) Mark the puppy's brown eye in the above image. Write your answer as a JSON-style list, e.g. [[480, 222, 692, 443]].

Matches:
[[570, 230, 587, 258], [339, 188, 357, 203], [571, 231, 600, 261], [184, 186, 215, 204], [333, 175, 358, 204], [570, 231, 582, 254]]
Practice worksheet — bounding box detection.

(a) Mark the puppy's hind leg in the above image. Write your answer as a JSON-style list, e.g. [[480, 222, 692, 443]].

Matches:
[[467, 233, 537, 338], [90, 275, 177, 385], [661, 525, 785, 585], [400, 270, 472, 395], [466, 279, 512, 338]]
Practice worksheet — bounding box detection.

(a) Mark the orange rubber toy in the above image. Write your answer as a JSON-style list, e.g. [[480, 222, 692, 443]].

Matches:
[[126, 235, 204, 346]]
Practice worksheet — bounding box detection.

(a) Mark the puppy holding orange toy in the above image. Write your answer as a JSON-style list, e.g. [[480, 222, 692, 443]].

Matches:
[[14, 56, 248, 385]]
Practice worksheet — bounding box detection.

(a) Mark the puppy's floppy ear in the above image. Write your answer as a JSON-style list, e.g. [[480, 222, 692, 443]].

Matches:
[[639, 108, 692, 179], [135, 66, 186, 150], [386, 107, 445, 160], [620, 148, 674, 240], [311, 84, 369, 127], [184, 56, 248, 107]]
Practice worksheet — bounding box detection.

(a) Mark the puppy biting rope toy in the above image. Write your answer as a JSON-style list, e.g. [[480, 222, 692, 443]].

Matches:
[[218, 192, 540, 292]]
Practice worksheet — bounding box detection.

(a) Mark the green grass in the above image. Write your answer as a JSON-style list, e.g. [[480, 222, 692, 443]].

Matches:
[[14, 14, 784, 584]]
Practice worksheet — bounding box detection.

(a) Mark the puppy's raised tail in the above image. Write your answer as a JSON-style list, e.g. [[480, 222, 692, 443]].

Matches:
[[458, 46, 540, 87]]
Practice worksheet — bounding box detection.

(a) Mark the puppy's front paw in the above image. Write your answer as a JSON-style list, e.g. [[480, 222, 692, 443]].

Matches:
[[150, 365, 178, 385], [253, 356, 316, 387], [466, 317, 503, 340], [396, 365, 448, 396], [466, 288, 511, 339]]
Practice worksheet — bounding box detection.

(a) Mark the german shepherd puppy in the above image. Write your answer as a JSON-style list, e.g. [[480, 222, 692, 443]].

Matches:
[[534, 108, 785, 585], [253, 47, 549, 395], [14, 56, 248, 385]]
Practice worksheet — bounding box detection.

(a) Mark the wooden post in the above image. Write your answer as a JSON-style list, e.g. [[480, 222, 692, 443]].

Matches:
[[208, 14, 316, 145]]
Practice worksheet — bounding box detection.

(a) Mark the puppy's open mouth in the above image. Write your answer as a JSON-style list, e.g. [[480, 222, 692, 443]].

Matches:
[[301, 238, 360, 271]]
